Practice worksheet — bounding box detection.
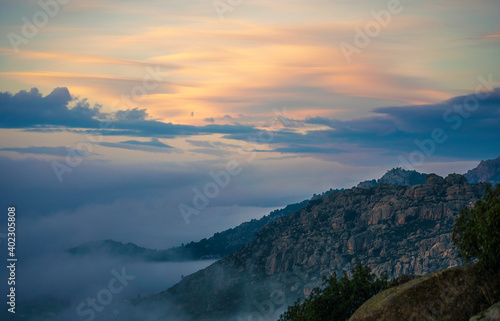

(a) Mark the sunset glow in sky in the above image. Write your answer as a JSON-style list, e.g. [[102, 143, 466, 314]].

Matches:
[[1, 0, 500, 249], [1, 0, 499, 124], [2, 3, 500, 319]]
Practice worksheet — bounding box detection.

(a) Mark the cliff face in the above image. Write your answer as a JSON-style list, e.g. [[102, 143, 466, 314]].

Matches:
[[147, 174, 489, 321], [464, 156, 500, 185]]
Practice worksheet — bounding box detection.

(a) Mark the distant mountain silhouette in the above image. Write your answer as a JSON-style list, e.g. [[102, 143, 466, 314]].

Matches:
[[69, 169, 429, 262], [67, 239, 176, 261], [67, 200, 308, 261], [464, 155, 500, 185]]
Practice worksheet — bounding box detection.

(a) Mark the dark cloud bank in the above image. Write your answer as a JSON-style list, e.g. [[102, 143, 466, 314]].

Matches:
[[0, 87, 258, 137], [1, 87, 499, 160]]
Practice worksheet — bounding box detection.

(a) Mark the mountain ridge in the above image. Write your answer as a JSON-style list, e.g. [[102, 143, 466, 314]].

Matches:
[[67, 200, 309, 261], [464, 155, 500, 185], [138, 173, 490, 321], [68, 156, 499, 264], [68, 167, 432, 262]]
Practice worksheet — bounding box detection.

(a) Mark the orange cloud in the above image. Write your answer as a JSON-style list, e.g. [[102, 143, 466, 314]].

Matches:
[[0, 5, 490, 125]]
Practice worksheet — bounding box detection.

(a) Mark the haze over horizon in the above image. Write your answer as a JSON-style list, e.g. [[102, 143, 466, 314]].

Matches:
[[0, 1, 499, 320]]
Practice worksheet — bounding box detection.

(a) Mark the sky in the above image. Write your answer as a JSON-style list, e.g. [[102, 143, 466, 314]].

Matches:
[[0, 1, 499, 315], [0, 0, 499, 243], [0, 0, 500, 320]]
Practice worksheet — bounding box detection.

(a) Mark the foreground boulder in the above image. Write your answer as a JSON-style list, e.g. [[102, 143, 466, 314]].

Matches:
[[349, 264, 500, 321]]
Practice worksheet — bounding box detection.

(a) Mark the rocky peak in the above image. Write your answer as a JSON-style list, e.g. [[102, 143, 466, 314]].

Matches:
[[357, 168, 427, 189], [425, 173, 447, 185], [445, 173, 468, 185], [464, 156, 500, 185]]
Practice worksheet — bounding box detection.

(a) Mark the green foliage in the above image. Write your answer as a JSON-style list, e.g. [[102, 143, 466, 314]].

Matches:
[[453, 184, 500, 271], [278, 263, 388, 321]]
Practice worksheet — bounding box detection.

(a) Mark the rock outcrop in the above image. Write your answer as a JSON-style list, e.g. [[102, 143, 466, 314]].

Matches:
[[465, 156, 500, 185], [141, 174, 489, 321], [357, 167, 427, 189]]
